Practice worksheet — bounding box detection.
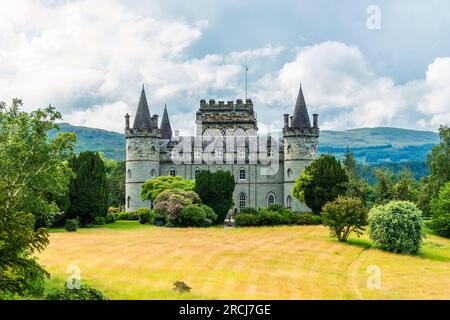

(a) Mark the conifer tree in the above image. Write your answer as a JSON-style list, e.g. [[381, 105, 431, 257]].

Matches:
[[66, 151, 109, 225]]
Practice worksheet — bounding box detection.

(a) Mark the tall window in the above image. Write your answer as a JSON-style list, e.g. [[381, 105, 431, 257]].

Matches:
[[267, 148, 274, 158], [127, 196, 131, 209], [127, 169, 132, 179], [216, 149, 223, 158], [238, 149, 245, 159], [151, 146, 156, 154], [194, 149, 201, 159], [287, 195, 293, 209], [239, 168, 246, 180], [267, 193, 276, 206], [169, 168, 176, 177], [287, 145, 292, 154], [194, 168, 201, 178], [150, 169, 157, 178], [239, 193, 246, 210]]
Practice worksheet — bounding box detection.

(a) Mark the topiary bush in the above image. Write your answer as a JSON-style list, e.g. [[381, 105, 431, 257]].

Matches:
[[368, 201, 424, 254], [321, 196, 368, 242], [65, 219, 79, 232], [136, 208, 156, 225], [235, 213, 259, 227], [45, 284, 109, 300]]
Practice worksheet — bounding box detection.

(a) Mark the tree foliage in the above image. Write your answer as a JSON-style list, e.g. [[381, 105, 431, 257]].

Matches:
[[0, 99, 75, 297], [194, 170, 235, 224], [106, 160, 125, 209], [66, 151, 109, 225], [141, 175, 195, 203], [292, 155, 348, 214], [428, 181, 450, 238], [373, 168, 419, 204], [321, 197, 368, 241]]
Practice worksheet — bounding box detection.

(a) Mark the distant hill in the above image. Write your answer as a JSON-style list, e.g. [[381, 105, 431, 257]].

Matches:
[[49, 123, 439, 164], [49, 123, 125, 160]]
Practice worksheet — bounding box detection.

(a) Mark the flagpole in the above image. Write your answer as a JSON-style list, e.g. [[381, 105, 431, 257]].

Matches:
[[245, 65, 248, 101]]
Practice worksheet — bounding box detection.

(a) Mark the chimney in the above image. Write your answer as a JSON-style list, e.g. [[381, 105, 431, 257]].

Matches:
[[125, 113, 130, 130], [289, 116, 293, 128], [283, 114, 289, 129], [313, 113, 319, 128]]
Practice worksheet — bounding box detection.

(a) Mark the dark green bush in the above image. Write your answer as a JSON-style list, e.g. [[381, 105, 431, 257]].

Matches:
[[136, 208, 156, 224], [369, 201, 424, 254], [240, 207, 258, 214], [258, 210, 284, 226], [199, 204, 217, 224], [267, 203, 284, 213], [105, 213, 115, 224], [173, 281, 191, 293], [235, 213, 259, 226], [175, 204, 211, 227], [428, 182, 450, 238], [94, 216, 106, 225], [45, 284, 109, 300], [65, 219, 79, 232]]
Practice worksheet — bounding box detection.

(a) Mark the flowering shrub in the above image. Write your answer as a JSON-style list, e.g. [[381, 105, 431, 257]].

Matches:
[[154, 190, 202, 226]]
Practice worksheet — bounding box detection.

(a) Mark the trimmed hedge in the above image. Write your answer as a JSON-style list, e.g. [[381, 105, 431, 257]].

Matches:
[[116, 211, 139, 221], [235, 213, 259, 226], [296, 213, 321, 225], [136, 208, 156, 225]]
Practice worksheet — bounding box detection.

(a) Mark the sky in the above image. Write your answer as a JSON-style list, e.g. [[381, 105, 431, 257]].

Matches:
[[1, 0, 449, 134]]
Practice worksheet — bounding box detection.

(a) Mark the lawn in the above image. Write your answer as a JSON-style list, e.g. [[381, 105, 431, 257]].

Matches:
[[37, 221, 450, 300]]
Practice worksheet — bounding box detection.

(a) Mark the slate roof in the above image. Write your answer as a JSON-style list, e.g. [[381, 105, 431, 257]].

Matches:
[[291, 84, 311, 129], [132, 86, 153, 130], [160, 104, 172, 140]]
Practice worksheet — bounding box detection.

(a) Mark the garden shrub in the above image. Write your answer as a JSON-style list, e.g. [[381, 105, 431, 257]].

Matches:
[[65, 219, 79, 232], [296, 212, 321, 225], [175, 204, 210, 227], [105, 213, 115, 224], [108, 207, 119, 214], [258, 210, 285, 226], [267, 203, 284, 213], [136, 208, 156, 225], [321, 196, 368, 242], [154, 190, 201, 225], [199, 204, 217, 224], [94, 216, 106, 225], [45, 284, 109, 300], [240, 207, 258, 214], [116, 211, 139, 221], [368, 201, 424, 254], [235, 213, 259, 227]]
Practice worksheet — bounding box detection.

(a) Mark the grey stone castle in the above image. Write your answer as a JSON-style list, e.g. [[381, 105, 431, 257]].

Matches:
[[125, 85, 319, 214]]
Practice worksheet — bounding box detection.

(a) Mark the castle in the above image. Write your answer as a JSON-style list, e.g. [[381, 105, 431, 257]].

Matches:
[[125, 85, 319, 214]]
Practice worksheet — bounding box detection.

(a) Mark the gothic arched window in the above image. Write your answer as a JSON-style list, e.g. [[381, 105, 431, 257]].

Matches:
[[150, 169, 157, 178], [287, 145, 292, 154], [169, 168, 176, 177], [267, 192, 276, 206], [127, 196, 131, 209], [127, 169, 132, 179], [239, 168, 246, 180], [239, 193, 246, 210], [194, 168, 201, 178]]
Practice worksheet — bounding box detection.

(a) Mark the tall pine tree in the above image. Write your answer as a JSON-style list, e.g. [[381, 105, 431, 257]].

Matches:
[[66, 151, 109, 225]]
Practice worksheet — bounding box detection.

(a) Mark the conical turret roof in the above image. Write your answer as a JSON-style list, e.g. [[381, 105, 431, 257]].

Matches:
[[160, 104, 172, 140], [291, 84, 311, 129], [132, 86, 152, 130]]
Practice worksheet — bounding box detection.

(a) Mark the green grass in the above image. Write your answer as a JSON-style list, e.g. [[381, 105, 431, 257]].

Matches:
[[37, 221, 450, 300]]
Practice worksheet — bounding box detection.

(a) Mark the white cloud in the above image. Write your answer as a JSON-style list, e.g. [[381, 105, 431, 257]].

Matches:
[[0, 2, 448, 134]]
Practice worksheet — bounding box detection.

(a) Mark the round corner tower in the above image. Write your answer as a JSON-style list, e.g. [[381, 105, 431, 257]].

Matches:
[[125, 87, 160, 212], [283, 84, 319, 211]]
